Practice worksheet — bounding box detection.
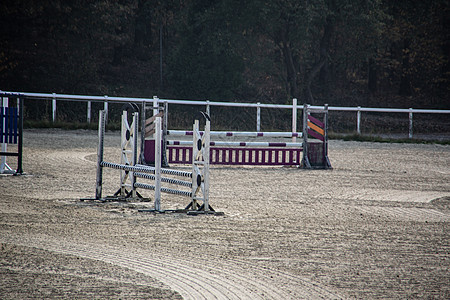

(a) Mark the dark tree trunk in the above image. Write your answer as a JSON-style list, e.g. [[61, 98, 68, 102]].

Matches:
[[273, 18, 299, 100], [368, 57, 377, 93], [112, 45, 124, 66], [306, 15, 334, 103], [134, 0, 152, 47], [281, 40, 299, 98], [399, 38, 412, 96], [306, 59, 326, 103]]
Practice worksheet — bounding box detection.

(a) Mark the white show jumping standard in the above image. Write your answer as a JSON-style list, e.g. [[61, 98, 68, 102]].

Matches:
[[94, 109, 216, 214]]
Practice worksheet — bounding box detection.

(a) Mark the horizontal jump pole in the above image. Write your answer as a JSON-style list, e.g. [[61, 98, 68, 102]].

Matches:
[[167, 140, 303, 148], [134, 182, 192, 197], [134, 164, 193, 178], [100, 161, 193, 178], [0, 152, 19, 157], [134, 172, 192, 187], [168, 130, 302, 138]]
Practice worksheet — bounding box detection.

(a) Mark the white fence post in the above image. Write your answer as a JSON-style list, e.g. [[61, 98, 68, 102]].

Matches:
[[206, 100, 210, 116], [409, 108, 413, 139], [256, 102, 261, 132], [292, 98, 297, 142], [103, 96, 108, 124], [87, 101, 91, 124], [357, 106, 361, 135], [52, 93, 56, 122], [153, 96, 159, 116]]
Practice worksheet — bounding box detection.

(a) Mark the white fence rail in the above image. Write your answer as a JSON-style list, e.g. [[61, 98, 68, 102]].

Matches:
[[1, 91, 450, 139]]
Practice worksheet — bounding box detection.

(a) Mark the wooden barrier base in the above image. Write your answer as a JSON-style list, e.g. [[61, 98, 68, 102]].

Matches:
[[304, 142, 332, 169], [80, 196, 152, 203], [0, 169, 18, 175], [138, 202, 223, 215], [137, 208, 224, 216], [187, 210, 225, 216]]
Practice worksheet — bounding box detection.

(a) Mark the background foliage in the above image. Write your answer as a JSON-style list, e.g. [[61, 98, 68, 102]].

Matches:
[[0, 0, 448, 129]]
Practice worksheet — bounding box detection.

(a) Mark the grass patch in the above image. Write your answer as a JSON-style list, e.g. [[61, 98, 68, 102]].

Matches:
[[24, 120, 121, 131], [21, 121, 450, 145], [329, 132, 450, 145]]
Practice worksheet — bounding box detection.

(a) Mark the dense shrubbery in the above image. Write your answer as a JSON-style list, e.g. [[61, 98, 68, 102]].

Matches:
[[1, 1, 448, 128]]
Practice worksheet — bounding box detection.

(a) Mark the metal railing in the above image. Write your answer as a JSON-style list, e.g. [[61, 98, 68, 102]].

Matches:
[[1, 91, 450, 139]]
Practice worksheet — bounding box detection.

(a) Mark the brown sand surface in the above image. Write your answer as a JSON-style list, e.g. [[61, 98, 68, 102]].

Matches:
[[1, 129, 449, 299]]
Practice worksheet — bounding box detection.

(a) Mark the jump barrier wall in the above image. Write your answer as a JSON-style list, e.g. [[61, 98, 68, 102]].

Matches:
[[95, 108, 214, 213], [0, 93, 24, 175], [144, 101, 331, 169], [302, 104, 332, 169]]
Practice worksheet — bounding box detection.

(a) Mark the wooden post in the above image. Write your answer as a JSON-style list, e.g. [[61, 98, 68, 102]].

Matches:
[[120, 111, 128, 196], [153, 96, 159, 118], [191, 119, 200, 210], [292, 98, 297, 143], [17, 96, 23, 174], [323, 104, 331, 168], [302, 104, 311, 169], [357, 106, 361, 135], [203, 117, 210, 211], [140, 101, 146, 164], [52, 93, 56, 123], [87, 101, 91, 124], [162, 101, 168, 167], [95, 110, 106, 200], [103, 97, 108, 124], [256, 102, 261, 132], [154, 116, 162, 211], [131, 111, 139, 198], [409, 108, 413, 139], [206, 100, 210, 116], [1, 97, 8, 173]]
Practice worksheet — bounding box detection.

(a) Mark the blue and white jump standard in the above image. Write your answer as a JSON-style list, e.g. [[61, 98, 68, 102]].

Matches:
[[0, 92, 24, 175]]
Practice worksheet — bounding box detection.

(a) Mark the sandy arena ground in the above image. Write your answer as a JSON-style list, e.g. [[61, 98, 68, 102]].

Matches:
[[1, 129, 449, 299]]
